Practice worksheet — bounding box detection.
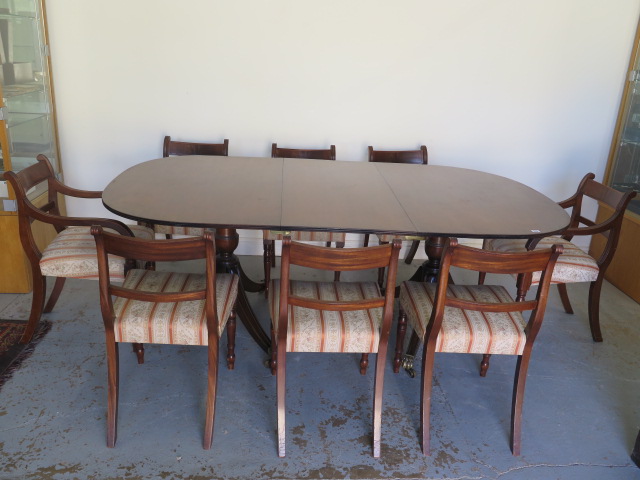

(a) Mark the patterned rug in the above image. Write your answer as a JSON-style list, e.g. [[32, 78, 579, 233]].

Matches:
[[0, 320, 51, 390]]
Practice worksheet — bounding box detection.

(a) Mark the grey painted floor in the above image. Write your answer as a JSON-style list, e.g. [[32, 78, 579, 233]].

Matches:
[[0, 255, 638, 480]]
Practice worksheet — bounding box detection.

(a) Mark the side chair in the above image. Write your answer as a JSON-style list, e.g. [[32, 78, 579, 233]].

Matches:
[[268, 237, 401, 457], [364, 145, 429, 285], [91, 227, 239, 449], [263, 143, 345, 295], [3, 154, 154, 344], [155, 135, 229, 238], [393, 238, 562, 456]]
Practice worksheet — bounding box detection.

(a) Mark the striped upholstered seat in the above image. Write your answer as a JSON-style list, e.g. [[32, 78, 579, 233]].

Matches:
[[40, 225, 154, 281], [154, 225, 205, 237], [264, 230, 346, 243], [400, 282, 528, 355], [269, 280, 383, 353], [484, 237, 598, 285], [113, 269, 239, 345]]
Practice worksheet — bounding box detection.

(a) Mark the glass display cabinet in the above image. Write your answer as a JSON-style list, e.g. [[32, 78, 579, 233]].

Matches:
[[591, 17, 640, 303], [0, 0, 60, 293]]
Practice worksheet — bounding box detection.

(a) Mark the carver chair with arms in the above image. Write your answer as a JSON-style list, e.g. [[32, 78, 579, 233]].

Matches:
[[3, 154, 154, 344], [268, 237, 401, 457], [364, 145, 429, 285], [155, 135, 229, 238], [91, 227, 239, 449], [393, 238, 562, 456], [480, 173, 636, 344], [263, 143, 345, 294]]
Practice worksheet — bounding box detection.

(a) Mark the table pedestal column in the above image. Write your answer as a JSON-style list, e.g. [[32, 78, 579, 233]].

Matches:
[[215, 228, 270, 353]]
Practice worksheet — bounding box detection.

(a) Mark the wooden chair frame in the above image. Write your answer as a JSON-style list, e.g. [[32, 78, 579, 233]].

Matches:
[[480, 172, 636, 343], [163, 135, 229, 157], [263, 143, 343, 294], [158, 136, 229, 238], [91, 227, 236, 449], [395, 238, 562, 456], [3, 154, 136, 343], [271, 237, 401, 458], [364, 146, 429, 274]]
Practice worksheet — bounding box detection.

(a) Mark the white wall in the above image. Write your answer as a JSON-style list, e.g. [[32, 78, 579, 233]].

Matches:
[[45, 0, 640, 253]]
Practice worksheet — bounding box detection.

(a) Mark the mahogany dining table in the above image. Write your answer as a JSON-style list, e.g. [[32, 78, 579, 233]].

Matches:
[[102, 155, 570, 354]]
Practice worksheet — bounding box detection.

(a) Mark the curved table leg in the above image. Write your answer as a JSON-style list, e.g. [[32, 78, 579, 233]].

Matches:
[[403, 236, 447, 375], [215, 228, 270, 353]]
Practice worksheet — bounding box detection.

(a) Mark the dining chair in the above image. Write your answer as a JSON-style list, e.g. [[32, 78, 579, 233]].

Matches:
[[155, 135, 229, 238], [263, 143, 345, 295], [3, 154, 154, 344], [393, 238, 562, 456], [364, 145, 429, 285], [268, 237, 401, 457], [91, 227, 239, 449], [479, 173, 636, 345]]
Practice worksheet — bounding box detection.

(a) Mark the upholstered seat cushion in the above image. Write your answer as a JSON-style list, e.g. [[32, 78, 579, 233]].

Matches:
[[113, 269, 238, 345], [485, 237, 599, 284], [269, 280, 383, 353], [264, 230, 346, 243], [154, 224, 205, 236], [40, 225, 154, 281], [400, 281, 528, 355]]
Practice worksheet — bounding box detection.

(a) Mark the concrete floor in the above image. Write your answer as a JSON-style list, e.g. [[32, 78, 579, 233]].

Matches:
[[0, 255, 638, 480]]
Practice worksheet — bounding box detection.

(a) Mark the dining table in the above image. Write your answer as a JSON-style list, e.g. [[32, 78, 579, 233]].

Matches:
[[102, 155, 571, 354]]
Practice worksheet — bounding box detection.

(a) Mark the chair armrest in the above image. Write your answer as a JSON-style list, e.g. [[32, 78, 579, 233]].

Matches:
[[50, 177, 102, 199], [24, 202, 134, 236]]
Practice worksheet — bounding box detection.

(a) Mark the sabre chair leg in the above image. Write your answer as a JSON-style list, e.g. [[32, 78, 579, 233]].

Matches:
[[557, 283, 574, 314], [21, 270, 46, 344], [393, 310, 407, 373], [264, 241, 273, 298], [203, 333, 220, 450], [510, 353, 531, 456], [106, 340, 119, 448], [334, 242, 345, 282], [359, 354, 369, 375], [377, 241, 389, 289], [588, 279, 604, 342], [132, 343, 145, 364], [226, 310, 237, 369], [404, 240, 420, 265], [363, 233, 370, 247], [372, 351, 387, 458], [269, 325, 277, 375], [276, 340, 286, 457], [420, 343, 436, 456], [43, 277, 66, 313]]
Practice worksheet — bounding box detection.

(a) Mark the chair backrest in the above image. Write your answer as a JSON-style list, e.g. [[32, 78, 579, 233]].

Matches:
[[91, 226, 218, 333], [163, 136, 229, 157], [271, 143, 336, 160], [276, 237, 401, 341], [368, 146, 428, 165], [558, 173, 636, 269], [430, 238, 563, 346]]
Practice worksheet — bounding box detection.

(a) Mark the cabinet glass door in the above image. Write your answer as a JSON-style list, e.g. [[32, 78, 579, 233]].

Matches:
[[607, 34, 640, 216], [0, 0, 57, 208]]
